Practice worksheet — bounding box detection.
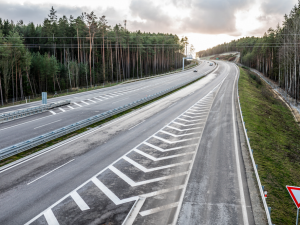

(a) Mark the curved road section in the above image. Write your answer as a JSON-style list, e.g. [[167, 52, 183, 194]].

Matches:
[[0, 61, 255, 224], [0, 62, 214, 149]]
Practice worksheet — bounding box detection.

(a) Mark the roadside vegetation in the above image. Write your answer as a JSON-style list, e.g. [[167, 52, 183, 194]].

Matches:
[[0, 7, 192, 107], [239, 67, 300, 224], [199, 4, 300, 107]]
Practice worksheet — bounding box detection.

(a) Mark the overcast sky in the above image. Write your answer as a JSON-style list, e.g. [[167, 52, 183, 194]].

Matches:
[[0, 0, 297, 52]]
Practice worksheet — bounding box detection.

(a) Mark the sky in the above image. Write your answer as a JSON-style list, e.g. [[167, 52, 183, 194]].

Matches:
[[0, 0, 297, 53]]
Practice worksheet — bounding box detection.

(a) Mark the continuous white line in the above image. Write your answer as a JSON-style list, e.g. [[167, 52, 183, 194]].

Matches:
[[139, 202, 179, 216], [160, 130, 201, 137], [144, 142, 197, 152], [167, 125, 202, 132], [134, 149, 195, 161], [44, 209, 59, 225], [33, 120, 62, 129], [128, 120, 145, 130], [27, 159, 74, 185], [123, 156, 192, 172], [232, 69, 249, 225], [181, 114, 206, 119], [49, 110, 56, 115], [177, 118, 205, 122], [153, 135, 198, 143], [59, 107, 66, 112], [172, 121, 204, 126], [109, 166, 188, 186], [74, 102, 82, 107], [70, 191, 90, 211]]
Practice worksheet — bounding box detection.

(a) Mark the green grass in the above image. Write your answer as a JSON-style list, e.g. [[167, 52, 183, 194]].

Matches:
[[239, 67, 300, 224], [0, 74, 205, 168]]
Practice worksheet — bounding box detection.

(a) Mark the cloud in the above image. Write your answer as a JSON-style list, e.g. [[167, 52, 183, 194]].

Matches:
[[261, 0, 296, 16], [129, 0, 251, 35], [0, 1, 124, 27]]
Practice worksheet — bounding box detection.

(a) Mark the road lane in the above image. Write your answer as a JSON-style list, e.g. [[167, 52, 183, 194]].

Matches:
[[176, 62, 254, 225], [0, 61, 252, 225], [0, 61, 215, 149]]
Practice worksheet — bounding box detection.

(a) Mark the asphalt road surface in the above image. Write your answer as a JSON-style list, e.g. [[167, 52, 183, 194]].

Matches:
[[0, 61, 255, 225], [0, 62, 215, 149]]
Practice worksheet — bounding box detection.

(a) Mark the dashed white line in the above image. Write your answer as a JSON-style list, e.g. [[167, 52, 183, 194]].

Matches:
[[68, 106, 74, 109], [59, 108, 66, 112], [49, 110, 56, 115], [88, 99, 96, 103], [27, 159, 74, 185], [33, 120, 62, 129]]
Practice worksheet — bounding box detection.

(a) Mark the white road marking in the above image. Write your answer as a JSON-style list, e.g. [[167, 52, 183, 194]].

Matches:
[[74, 102, 82, 107], [59, 108, 66, 112], [144, 142, 197, 152], [153, 135, 198, 143], [70, 192, 90, 211], [94, 97, 103, 101], [44, 209, 59, 225], [81, 101, 89, 105], [167, 125, 201, 132], [160, 130, 201, 137], [49, 110, 56, 115], [134, 149, 195, 161], [139, 202, 179, 216], [109, 165, 188, 186], [128, 120, 145, 130], [123, 156, 192, 172], [68, 106, 74, 109], [27, 159, 74, 185], [88, 99, 96, 103], [91, 177, 138, 205], [172, 121, 203, 126], [232, 70, 249, 225], [34, 120, 62, 129]]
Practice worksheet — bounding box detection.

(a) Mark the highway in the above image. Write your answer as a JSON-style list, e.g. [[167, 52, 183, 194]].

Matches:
[[0, 62, 214, 150], [0, 61, 255, 224]]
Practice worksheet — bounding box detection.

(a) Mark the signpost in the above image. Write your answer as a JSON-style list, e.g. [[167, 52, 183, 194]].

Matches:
[[182, 55, 193, 71], [287, 185, 300, 224], [42, 92, 47, 105]]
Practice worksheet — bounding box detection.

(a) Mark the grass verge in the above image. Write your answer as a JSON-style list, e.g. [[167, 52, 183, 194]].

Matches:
[[239, 67, 300, 224], [0, 74, 205, 167]]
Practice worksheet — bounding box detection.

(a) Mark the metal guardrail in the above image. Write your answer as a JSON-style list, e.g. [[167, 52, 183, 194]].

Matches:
[[234, 63, 273, 225], [0, 100, 71, 124], [0, 65, 217, 161]]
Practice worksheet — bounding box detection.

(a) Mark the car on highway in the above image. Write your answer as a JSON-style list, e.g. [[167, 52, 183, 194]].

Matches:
[[209, 63, 213, 66], [194, 70, 198, 72]]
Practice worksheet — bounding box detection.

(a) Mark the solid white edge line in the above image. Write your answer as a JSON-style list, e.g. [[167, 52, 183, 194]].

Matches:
[[232, 65, 249, 224], [128, 120, 145, 130]]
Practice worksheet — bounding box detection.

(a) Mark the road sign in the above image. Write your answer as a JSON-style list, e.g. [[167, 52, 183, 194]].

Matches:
[[287, 186, 300, 208], [287, 185, 300, 225]]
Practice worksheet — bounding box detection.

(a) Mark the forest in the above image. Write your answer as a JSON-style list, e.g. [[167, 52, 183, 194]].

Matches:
[[197, 2, 300, 103], [0, 7, 189, 105]]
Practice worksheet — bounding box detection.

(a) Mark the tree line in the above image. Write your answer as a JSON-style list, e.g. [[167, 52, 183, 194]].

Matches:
[[197, 1, 300, 103], [0, 7, 189, 105]]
